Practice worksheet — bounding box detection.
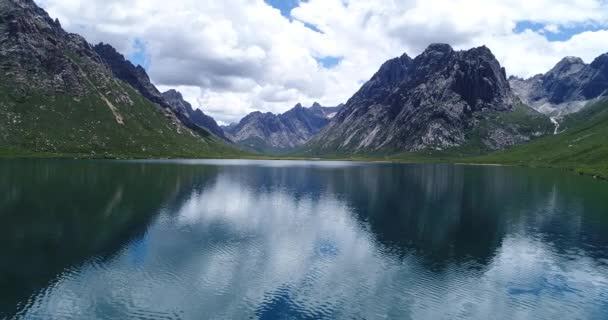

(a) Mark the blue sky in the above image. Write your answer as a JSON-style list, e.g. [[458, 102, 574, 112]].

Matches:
[[41, 0, 608, 123], [514, 21, 605, 42], [264, 0, 300, 18], [264, 0, 342, 69], [129, 38, 150, 69]]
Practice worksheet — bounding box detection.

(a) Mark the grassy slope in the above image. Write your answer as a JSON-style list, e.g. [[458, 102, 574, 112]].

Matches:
[[295, 101, 608, 179], [0, 76, 247, 160], [470, 99, 608, 178]]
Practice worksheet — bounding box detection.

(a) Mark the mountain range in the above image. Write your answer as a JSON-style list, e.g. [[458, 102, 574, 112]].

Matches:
[[1, 0, 607, 176], [510, 55, 608, 116], [222, 102, 341, 153]]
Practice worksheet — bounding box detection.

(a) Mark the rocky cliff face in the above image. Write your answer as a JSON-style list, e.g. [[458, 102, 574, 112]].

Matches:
[[93, 43, 220, 138], [162, 89, 229, 141], [0, 0, 239, 157], [306, 44, 552, 154], [93, 43, 168, 108], [0, 0, 126, 100], [224, 103, 341, 153], [510, 54, 608, 115]]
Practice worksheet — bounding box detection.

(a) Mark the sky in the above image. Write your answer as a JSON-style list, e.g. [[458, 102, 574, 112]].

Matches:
[[36, 0, 608, 125]]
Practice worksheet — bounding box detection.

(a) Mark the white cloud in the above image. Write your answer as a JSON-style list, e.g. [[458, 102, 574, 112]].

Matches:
[[543, 24, 560, 33], [37, 0, 608, 124]]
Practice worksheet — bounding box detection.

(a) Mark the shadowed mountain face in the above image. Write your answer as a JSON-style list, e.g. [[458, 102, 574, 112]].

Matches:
[[306, 44, 552, 155], [93, 44, 223, 139], [510, 54, 608, 116], [93, 43, 169, 109], [162, 89, 229, 141], [0, 0, 241, 157], [223, 103, 342, 154]]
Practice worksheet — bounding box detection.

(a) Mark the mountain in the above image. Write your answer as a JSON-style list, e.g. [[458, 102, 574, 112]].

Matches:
[[478, 98, 608, 178], [223, 103, 341, 153], [0, 0, 241, 158], [305, 44, 552, 155], [161, 90, 229, 141], [93, 43, 224, 139], [93, 43, 169, 108], [510, 54, 608, 115], [309, 102, 342, 119]]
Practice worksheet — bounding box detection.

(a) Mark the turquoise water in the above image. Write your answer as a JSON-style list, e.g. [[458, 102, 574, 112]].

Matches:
[[1, 160, 607, 319]]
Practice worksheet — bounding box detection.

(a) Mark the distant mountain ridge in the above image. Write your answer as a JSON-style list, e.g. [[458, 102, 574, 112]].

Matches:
[[223, 102, 342, 153], [305, 44, 552, 155], [161, 90, 229, 141], [510, 54, 608, 115]]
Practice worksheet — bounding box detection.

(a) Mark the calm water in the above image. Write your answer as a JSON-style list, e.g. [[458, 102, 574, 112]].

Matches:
[[1, 160, 608, 320]]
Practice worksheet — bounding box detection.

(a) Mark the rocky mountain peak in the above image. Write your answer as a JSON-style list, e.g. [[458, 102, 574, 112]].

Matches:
[[561, 56, 585, 65], [590, 53, 608, 70], [510, 52, 608, 115], [0, 0, 238, 157], [224, 102, 343, 153], [4, 0, 63, 35], [0, 0, 111, 97], [347, 52, 413, 107], [546, 56, 586, 79], [162, 89, 184, 101], [161, 89, 229, 141], [307, 44, 549, 154], [92, 42, 228, 140], [423, 43, 454, 55], [93, 42, 168, 108]]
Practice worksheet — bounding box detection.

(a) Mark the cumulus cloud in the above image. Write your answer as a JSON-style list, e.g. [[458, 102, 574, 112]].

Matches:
[[37, 0, 608, 124]]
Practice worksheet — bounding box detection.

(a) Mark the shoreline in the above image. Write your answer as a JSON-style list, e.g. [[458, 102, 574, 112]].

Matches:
[[1, 153, 605, 181]]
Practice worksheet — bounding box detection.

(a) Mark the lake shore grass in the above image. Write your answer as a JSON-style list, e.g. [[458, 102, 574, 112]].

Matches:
[[2, 146, 605, 181]]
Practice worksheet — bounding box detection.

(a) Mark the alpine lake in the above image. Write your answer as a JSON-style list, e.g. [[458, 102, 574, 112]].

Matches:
[[1, 159, 607, 319]]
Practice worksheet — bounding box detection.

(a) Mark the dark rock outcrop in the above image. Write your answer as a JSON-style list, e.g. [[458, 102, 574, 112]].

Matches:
[[93, 43, 218, 138], [93, 43, 168, 108], [223, 103, 341, 153], [0, 0, 128, 100], [307, 44, 551, 154], [162, 90, 229, 141], [510, 54, 608, 115]]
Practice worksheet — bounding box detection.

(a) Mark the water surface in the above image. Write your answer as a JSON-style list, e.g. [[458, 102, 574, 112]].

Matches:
[[1, 160, 607, 319]]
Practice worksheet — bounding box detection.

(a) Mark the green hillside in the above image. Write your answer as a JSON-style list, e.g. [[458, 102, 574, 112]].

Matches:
[[0, 82, 246, 159], [471, 99, 608, 178]]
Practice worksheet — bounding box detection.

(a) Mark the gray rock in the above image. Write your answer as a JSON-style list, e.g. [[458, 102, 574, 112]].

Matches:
[[94, 43, 168, 108], [162, 89, 229, 141], [510, 54, 608, 115], [0, 0, 236, 156], [93, 43, 221, 138], [307, 44, 551, 154], [224, 102, 342, 153]]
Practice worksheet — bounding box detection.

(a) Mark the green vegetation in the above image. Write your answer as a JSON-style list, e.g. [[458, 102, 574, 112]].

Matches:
[[1, 67, 606, 181], [292, 101, 608, 180], [0, 80, 248, 159], [470, 99, 608, 178]]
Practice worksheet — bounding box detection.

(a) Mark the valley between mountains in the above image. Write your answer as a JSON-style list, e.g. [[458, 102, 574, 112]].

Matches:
[[1, 0, 607, 178]]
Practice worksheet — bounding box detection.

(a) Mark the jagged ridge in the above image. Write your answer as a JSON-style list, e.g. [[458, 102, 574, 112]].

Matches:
[[162, 89, 229, 141], [0, 0, 241, 158], [510, 54, 608, 115], [223, 102, 341, 154], [306, 44, 552, 155]]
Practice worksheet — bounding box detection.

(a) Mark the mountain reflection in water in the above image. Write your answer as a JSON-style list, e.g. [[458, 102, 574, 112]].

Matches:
[[1, 160, 607, 319]]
